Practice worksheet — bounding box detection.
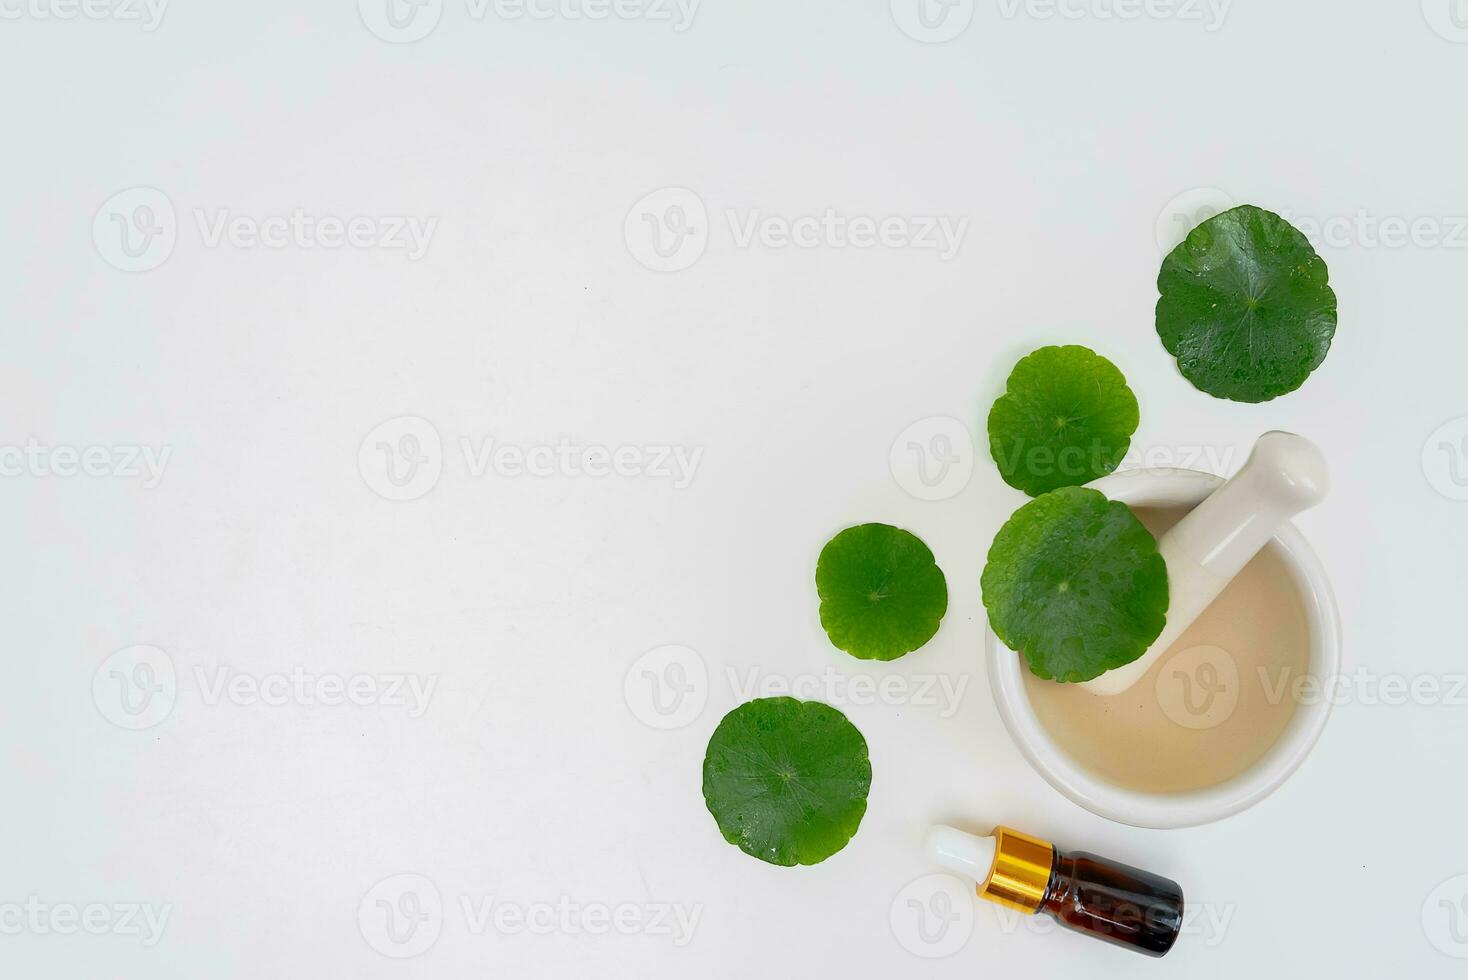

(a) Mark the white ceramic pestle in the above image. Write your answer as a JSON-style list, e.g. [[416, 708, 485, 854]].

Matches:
[[1081, 431, 1328, 697]]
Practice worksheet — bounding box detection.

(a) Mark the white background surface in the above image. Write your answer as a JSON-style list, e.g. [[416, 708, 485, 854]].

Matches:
[[3, 1, 1467, 976]]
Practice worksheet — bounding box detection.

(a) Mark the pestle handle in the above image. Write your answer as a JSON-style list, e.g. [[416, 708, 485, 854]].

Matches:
[[1081, 432, 1328, 697]]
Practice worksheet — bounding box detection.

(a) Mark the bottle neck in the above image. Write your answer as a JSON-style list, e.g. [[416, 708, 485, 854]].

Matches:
[[977, 826, 1057, 915]]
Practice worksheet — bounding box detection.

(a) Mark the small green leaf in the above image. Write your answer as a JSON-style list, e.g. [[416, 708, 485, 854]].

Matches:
[[702, 697, 872, 867], [987, 345, 1140, 496], [981, 486, 1169, 683], [1157, 204, 1338, 403], [816, 523, 947, 661]]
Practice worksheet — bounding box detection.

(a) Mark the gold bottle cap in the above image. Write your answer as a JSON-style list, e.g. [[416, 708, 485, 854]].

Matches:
[[978, 826, 1056, 914]]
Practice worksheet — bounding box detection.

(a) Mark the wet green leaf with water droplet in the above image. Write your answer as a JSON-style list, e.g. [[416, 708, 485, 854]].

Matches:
[[1157, 204, 1337, 403], [981, 486, 1169, 682], [702, 697, 872, 866]]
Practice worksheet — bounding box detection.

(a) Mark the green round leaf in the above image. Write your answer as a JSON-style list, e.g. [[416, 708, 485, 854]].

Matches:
[[815, 523, 948, 661], [702, 697, 872, 867], [1157, 204, 1338, 403], [981, 486, 1168, 683], [987, 345, 1140, 496]]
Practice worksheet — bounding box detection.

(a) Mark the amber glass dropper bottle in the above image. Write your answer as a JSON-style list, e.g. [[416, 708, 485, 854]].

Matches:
[[927, 824, 1184, 957]]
